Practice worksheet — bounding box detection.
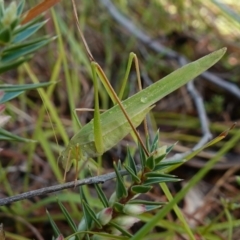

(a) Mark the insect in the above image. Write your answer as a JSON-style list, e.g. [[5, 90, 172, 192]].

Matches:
[[60, 53, 226, 177], [60, 0, 226, 181]]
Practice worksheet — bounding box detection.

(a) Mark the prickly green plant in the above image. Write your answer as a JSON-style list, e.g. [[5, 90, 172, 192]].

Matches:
[[0, 0, 55, 142], [48, 132, 183, 239], [0, 0, 54, 73]]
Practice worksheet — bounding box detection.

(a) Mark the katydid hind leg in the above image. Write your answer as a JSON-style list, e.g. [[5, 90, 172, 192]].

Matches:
[[117, 52, 150, 153], [74, 144, 80, 184], [63, 148, 72, 181], [95, 62, 149, 156], [132, 53, 149, 139], [118, 52, 135, 101], [91, 62, 104, 156]]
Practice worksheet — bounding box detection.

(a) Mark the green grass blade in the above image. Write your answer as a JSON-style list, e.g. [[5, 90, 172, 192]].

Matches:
[[46, 209, 61, 237]]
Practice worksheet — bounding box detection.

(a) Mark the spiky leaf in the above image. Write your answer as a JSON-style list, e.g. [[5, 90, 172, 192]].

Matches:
[[0, 128, 36, 142], [145, 155, 155, 170], [127, 147, 137, 176], [124, 164, 141, 183], [131, 185, 152, 194], [82, 200, 102, 229], [154, 159, 185, 171], [46, 209, 61, 237], [150, 130, 160, 152], [57, 200, 78, 235], [144, 177, 181, 186], [114, 161, 128, 199]]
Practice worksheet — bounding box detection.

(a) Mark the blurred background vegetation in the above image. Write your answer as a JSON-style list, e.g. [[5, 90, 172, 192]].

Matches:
[[1, 0, 240, 239]]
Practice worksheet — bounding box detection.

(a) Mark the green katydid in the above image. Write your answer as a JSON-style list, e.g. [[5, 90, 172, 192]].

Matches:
[[60, 0, 226, 180], [60, 48, 226, 176]]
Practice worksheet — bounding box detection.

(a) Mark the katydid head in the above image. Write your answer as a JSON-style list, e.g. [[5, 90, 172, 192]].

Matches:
[[60, 144, 82, 173], [60, 143, 87, 181], [60, 139, 99, 178]]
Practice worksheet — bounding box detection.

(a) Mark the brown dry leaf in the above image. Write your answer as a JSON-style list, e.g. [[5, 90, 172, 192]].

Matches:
[[21, 0, 60, 24]]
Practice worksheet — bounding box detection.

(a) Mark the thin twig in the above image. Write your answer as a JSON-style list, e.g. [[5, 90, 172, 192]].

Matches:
[[0, 169, 130, 206]]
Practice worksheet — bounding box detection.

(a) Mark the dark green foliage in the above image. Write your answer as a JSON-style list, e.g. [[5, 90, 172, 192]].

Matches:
[[0, 0, 55, 143], [0, 82, 55, 104], [53, 131, 184, 239], [0, 1, 54, 73]]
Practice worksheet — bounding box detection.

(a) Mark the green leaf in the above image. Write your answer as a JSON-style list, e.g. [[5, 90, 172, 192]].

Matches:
[[144, 204, 163, 212], [2, 37, 54, 62], [108, 222, 132, 238], [145, 155, 155, 170], [139, 141, 146, 168], [154, 159, 184, 171], [124, 201, 164, 213], [0, 81, 55, 92], [10, 18, 19, 31], [91, 232, 129, 239], [57, 200, 79, 236], [13, 20, 47, 43], [144, 177, 181, 186], [113, 202, 124, 213], [17, 0, 25, 16], [0, 82, 55, 104], [0, 57, 29, 74], [0, 128, 36, 142], [150, 130, 159, 152], [124, 164, 141, 183], [82, 200, 102, 229], [145, 134, 150, 152], [3, 36, 49, 52], [0, 27, 11, 43], [0, 91, 24, 104], [129, 200, 166, 206], [94, 183, 109, 208], [127, 147, 137, 176], [152, 145, 167, 164], [144, 172, 176, 178], [166, 143, 176, 154], [79, 187, 92, 230], [0, 1, 4, 18], [131, 185, 152, 194], [14, 16, 42, 33], [46, 209, 61, 237], [117, 160, 122, 171], [153, 153, 166, 165], [114, 161, 128, 199]]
